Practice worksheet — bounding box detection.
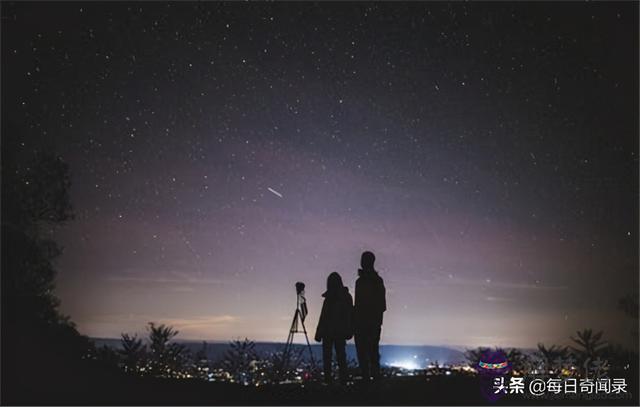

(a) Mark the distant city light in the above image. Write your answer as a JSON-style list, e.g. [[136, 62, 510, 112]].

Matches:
[[389, 359, 420, 370]]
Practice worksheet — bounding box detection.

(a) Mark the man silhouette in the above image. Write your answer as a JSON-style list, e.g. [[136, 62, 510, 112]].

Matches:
[[354, 251, 386, 381]]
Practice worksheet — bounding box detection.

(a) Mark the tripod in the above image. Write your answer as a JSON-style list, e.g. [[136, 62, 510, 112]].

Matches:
[[280, 282, 317, 376]]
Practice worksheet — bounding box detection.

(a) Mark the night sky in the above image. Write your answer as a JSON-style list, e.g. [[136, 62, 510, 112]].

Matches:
[[3, 2, 638, 348]]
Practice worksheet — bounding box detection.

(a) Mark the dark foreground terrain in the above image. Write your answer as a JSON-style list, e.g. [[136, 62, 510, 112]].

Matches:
[[5, 370, 637, 406]]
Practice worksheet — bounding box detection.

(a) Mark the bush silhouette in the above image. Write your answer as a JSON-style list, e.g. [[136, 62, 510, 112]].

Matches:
[[222, 338, 258, 385]]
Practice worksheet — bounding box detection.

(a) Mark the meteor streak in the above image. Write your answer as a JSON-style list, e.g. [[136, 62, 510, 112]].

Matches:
[[267, 187, 283, 198]]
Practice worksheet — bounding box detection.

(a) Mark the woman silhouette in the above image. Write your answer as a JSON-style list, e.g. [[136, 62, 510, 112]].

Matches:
[[314, 272, 354, 384]]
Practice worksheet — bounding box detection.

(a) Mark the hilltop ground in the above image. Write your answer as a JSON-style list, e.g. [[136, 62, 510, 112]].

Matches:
[[7, 371, 637, 406]]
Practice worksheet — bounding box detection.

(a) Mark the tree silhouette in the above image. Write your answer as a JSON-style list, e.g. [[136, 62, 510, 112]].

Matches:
[[268, 347, 306, 383], [536, 343, 569, 375], [570, 329, 607, 360], [2, 150, 94, 403], [120, 333, 147, 374], [146, 322, 190, 378], [222, 338, 258, 385], [504, 348, 533, 374], [570, 328, 607, 376], [3, 152, 76, 326]]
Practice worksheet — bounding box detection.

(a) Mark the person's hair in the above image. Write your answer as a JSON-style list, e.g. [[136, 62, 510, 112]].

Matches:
[[327, 272, 344, 292], [361, 251, 376, 271]]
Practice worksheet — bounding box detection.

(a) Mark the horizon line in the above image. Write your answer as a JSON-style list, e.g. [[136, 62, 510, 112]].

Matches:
[[90, 336, 537, 350]]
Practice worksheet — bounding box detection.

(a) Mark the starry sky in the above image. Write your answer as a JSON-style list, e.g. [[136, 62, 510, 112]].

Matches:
[[3, 2, 638, 348]]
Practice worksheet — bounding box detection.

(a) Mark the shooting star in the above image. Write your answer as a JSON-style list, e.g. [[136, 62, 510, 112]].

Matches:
[[267, 187, 283, 198]]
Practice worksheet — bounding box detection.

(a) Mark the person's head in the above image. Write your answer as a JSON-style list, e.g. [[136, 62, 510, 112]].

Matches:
[[327, 271, 344, 292], [360, 251, 376, 271]]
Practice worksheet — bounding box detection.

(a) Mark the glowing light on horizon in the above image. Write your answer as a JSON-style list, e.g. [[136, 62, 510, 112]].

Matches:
[[389, 359, 421, 370]]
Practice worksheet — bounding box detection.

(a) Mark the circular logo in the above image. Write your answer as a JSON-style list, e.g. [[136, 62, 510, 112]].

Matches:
[[477, 349, 511, 376], [476, 349, 512, 402]]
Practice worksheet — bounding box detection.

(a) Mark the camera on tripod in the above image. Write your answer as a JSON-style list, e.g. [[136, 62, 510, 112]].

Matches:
[[280, 281, 316, 374]]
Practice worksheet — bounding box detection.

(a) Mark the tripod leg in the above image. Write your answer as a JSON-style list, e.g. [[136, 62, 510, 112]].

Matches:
[[281, 309, 299, 377], [299, 318, 317, 370]]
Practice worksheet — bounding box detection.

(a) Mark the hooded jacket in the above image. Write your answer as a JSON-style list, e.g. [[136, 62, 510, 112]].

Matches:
[[314, 286, 354, 341], [354, 269, 386, 330]]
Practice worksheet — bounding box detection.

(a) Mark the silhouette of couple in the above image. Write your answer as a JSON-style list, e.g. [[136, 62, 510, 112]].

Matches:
[[314, 251, 386, 384]]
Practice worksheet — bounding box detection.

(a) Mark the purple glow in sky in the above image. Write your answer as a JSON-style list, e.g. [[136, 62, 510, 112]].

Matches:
[[4, 2, 637, 348]]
